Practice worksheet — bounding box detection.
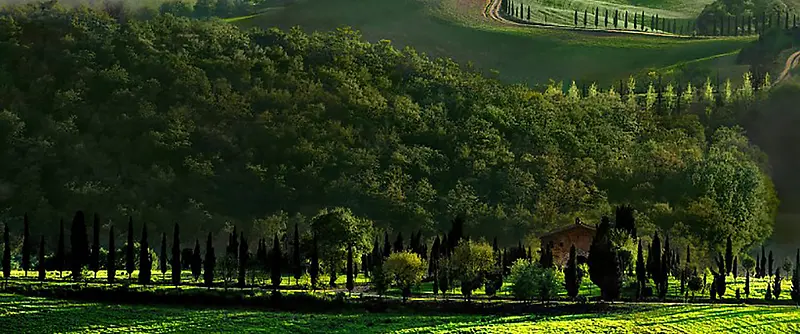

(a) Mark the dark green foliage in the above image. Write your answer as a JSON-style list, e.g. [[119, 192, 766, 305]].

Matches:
[[792, 249, 800, 302], [595, 8, 599, 27], [228, 227, 239, 264], [733, 257, 738, 279], [238, 233, 248, 287], [725, 236, 733, 275], [634, 12, 638, 29], [769, 250, 774, 276], [605, 9, 608, 27], [372, 264, 388, 296], [71, 211, 88, 281], [138, 223, 151, 285], [429, 236, 440, 277], [539, 242, 553, 269], [647, 233, 662, 284], [615, 205, 636, 238], [271, 234, 282, 289], [614, 10, 618, 27], [108, 226, 115, 283], [710, 276, 717, 300], [766, 283, 773, 300], [565, 245, 579, 298], [736, 287, 741, 300], [346, 245, 354, 293], [37, 236, 45, 281], [192, 240, 201, 281], [293, 223, 302, 282], [574, 10, 578, 26], [394, 233, 404, 253], [160, 233, 168, 276], [56, 220, 65, 276], [383, 232, 391, 258], [172, 224, 181, 285], [774, 268, 782, 298], [584, 9, 588, 26], [310, 234, 319, 289], [636, 240, 646, 298], [90, 214, 100, 276], [204, 232, 216, 287], [588, 217, 623, 300], [22, 214, 30, 275], [757, 252, 762, 278], [126, 218, 135, 277]]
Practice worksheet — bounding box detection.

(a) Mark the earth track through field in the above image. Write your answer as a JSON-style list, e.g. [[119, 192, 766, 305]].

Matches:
[[776, 50, 800, 84], [482, 0, 715, 39]]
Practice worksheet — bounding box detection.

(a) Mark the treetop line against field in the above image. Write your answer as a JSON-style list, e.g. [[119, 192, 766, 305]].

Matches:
[[500, 0, 800, 37], [3, 204, 800, 304]]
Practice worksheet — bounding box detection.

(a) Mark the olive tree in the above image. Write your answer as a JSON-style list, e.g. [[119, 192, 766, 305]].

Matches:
[[451, 240, 494, 301], [384, 251, 426, 301]]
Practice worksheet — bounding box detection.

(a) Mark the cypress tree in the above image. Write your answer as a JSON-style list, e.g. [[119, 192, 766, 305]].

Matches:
[[527, 6, 530, 21], [575, 10, 578, 26], [636, 240, 646, 298], [647, 233, 661, 280], [2, 223, 8, 279], [634, 12, 638, 29], [733, 257, 738, 279], [138, 222, 150, 285], [756, 252, 762, 278], [625, 11, 628, 28], [270, 233, 282, 289], [660, 244, 669, 298], [238, 233, 248, 287], [172, 223, 181, 285], [605, 9, 608, 27], [70, 211, 88, 281], [430, 236, 440, 277], [595, 7, 599, 27], [761, 246, 767, 278], [346, 244, 354, 294], [651, 14, 655, 30], [371, 238, 381, 278], [769, 250, 774, 277], [160, 232, 168, 279], [725, 236, 733, 275], [766, 284, 772, 300], [710, 276, 717, 300], [56, 219, 65, 278], [203, 232, 215, 287], [791, 249, 800, 302], [22, 213, 30, 276], [584, 9, 588, 27], [774, 268, 782, 298], [293, 223, 301, 284], [565, 245, 579, 298], [37, 235, 45, 281], [191, 239, 201, 281], [228, 227, 238, 263], [663, 235, 671, 276], [614, 10, 618, 27], [394, 233, 404, 253], [107, 225, 115, 283], [745, 271, 750, 298], [126, 217, 134, 278], [383, 232, 391, 258], [90, 214, 100, 278], [310, 233, 319, 289]]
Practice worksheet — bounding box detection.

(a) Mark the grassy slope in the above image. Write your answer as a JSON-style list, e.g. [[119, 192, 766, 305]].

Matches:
[[2, 293, 800, 333], [231, 0, 754, 86]]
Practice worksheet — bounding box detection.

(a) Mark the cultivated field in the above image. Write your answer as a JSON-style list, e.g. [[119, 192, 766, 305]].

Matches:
[[1, 293, 798, 333], [229, 0, 754, 86]]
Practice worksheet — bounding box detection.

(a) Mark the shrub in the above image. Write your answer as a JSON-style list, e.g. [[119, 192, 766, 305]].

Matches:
[[509, 259, 563, 302], [383, 252, 426, 301]]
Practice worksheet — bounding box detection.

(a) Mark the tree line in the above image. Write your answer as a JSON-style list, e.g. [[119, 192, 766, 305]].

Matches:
[[500, 0, 799, 37]]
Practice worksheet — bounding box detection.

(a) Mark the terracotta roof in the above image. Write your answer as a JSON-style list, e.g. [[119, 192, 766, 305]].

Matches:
[[539, 222, 596, 238]]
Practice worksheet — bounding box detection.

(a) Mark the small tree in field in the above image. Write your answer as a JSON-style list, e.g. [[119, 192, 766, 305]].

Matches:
[[346, 244, 354, 295], [37, 236, 45, 281], [107, 226, 115, 283], [451, 240, 494, 301], [384, 251, 425, 301], [773, 268, 782, 299], [203, 232, 215, 288]]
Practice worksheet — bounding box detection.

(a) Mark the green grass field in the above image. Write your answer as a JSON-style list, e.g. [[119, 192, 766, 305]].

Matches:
[[1, 293, 799, 333], [229, 0, 755, 86]]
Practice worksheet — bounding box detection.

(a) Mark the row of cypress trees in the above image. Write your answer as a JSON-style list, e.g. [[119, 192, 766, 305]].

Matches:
[[499, 0, 799, 37]]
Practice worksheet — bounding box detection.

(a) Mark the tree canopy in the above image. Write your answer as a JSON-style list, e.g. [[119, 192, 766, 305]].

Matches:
[[0, 4, 778, 254]]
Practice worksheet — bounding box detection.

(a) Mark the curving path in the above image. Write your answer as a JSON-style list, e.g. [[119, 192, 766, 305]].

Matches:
[[776, 50, 800, 84], [482, 0, 714, 39]]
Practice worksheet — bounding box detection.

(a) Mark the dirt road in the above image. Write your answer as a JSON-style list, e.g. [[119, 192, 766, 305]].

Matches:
[[776, 50, 800, 84]]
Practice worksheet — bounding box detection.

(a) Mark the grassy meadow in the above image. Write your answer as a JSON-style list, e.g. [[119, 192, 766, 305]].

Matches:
[[229, 0, 756, 86], [1, 293, 799, 333]]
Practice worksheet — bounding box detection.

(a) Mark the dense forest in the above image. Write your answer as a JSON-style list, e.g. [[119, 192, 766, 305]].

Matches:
[[0, 3, 780, 260]]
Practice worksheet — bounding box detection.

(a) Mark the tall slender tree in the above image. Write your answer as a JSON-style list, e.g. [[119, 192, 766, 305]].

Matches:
[[22, 213, 30, 276], [90, 214, 100, 278], [238, 232, 248, 287], [108, 226, 115, 283], [126, 217, 135, 279], [160, 232, 168, 279], [761, 246, 767, 278], [310, 233, 319, 289], [270, 233, 282, 289], [293, 222, 301, 284], [429, 236, 440, 277], [383, 231, 391, 258], [56, 219, 65, 278], [565, 245, 579, 298], [394, 232, 404, 253], [725, 236, 733, 275], [636, 240, 646, 298], [191, 239, 201, 281], [769, 250, 774, 277], [203, 232, 215, 287], [346, 244, 354, 294], [1, 223, 8, 279], [172, 223, 181, 285], [37, 235, 45, 281], [138, 222, 150, 285], [70, 211, 88, 281], [774, 268, 782, 298], [792, 248, 800, 302]]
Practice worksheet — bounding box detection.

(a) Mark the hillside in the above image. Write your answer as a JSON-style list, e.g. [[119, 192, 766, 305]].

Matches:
[[231, 0, 755, 86], [0, 4, 777, 255]]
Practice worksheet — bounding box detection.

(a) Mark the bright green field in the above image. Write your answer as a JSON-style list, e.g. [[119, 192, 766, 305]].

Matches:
[[229, 0, 755, 86], [1, 293, 800, 333]]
